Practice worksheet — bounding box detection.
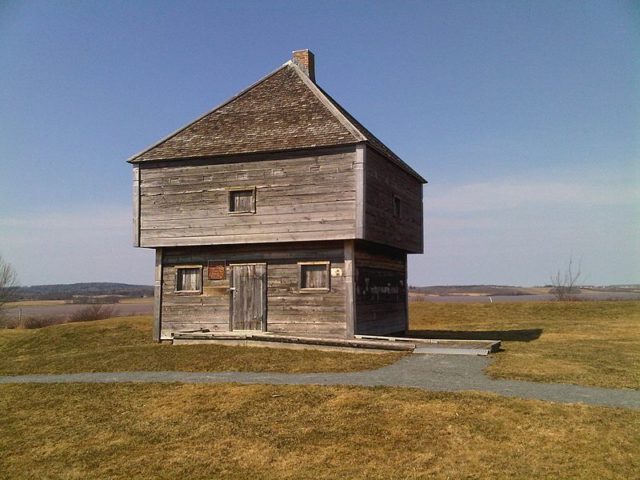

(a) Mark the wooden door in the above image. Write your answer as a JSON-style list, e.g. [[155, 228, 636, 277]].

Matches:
[[231, 264, 266, 331]]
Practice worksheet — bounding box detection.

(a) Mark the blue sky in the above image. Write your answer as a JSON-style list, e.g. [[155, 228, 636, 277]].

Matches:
[[1, 0, 638, 286]]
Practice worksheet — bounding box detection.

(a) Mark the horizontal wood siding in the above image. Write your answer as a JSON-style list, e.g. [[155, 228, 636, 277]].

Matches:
[[354, 241, 407, 335], [364, 147, 423, 253], [139, 150, 357, 247], [160, 242, 346, 339]]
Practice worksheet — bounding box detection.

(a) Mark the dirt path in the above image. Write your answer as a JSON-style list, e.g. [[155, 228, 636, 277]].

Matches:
[[1, 354, 638, 409]]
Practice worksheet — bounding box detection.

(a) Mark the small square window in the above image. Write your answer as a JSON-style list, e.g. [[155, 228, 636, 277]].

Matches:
[[175, 266, 202, 293], [393, 195, 401, 218], [229, 188, 255, 214], [299, 262, 330, 292]]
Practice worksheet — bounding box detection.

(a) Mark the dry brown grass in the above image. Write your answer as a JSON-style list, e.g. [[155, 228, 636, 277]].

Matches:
[[0, 316, 403, 375], [4, 300, 67, 308], [410, 301, 640, 389], [119, 297, 153, 304], [67, 304, 117, 322], [0, 383, 637, 479]]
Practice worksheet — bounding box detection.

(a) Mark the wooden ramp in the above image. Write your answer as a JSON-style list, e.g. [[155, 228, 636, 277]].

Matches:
[[355, 335, 500, 356], [172, 332, 500, 356]]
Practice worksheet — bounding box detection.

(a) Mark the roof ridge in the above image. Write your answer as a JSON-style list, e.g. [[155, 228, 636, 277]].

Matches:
[[127, 57, 426, 183], [127, 62, 291, 163]]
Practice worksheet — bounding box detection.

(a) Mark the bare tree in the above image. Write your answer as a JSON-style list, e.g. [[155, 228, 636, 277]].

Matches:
[[550, 257, 581, 301], [68, 305, 117, 323], [0, 254, 19, 318]]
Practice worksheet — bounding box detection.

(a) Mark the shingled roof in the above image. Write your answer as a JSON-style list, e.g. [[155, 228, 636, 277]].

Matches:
[[129, 52, 426, 183]]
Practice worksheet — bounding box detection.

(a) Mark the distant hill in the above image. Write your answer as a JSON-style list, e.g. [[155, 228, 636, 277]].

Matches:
[[409, 285, 540, 296], [410, 284, 640, 297], [12, 283, 154, 301]]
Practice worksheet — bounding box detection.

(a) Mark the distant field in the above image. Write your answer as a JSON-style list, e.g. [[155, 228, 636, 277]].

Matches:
[[409, 290, 640, 303], [5, 300, 68, 308], [410, 300, 640, 389], [3, 299, 153, 320]]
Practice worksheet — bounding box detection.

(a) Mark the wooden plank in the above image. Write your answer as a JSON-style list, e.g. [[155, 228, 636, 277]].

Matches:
[[231, 265, 242, 330], [355, 143, 366, 238], [141, 231, 356, 248], [140, 187, 356, 205], [140, 211, 354, 230], [138, 146, 355, 177], [161, 322, 229, 332], [140, 200, 356, 222], [268, 324, 347, 336], [153, 248, 162, 342], [344, 240, 355, 338], [141, 220, 355, 239], [259, 263, 267, 331], [403, 253, 409, 334], [132, 166, 140, 247], [141, 172, 356, 192], [162, 241, 344, 262]]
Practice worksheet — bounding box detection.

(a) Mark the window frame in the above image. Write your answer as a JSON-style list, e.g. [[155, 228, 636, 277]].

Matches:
[[298, 261, 331, 293], [228, 187, 256, 215], [174, 265, 203, 294]]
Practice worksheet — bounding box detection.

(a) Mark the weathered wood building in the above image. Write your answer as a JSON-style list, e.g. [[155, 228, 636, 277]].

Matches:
[[129, 50, 426, 341]]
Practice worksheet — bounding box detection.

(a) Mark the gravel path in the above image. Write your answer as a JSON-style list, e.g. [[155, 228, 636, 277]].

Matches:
[[1, 354, 638, 409]]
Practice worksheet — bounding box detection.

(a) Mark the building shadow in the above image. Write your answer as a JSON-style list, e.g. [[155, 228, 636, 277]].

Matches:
[[407, 329, 543, 342]]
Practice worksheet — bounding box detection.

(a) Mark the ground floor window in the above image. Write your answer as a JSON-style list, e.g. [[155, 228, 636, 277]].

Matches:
[[175, 266, 202, 293], [298, 261, 330, 292]]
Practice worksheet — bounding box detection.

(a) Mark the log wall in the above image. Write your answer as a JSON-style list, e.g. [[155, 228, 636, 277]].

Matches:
[[138, 149, 357, 247], [159, 242, 347, 339], [354, 241, 408, 335], [364, 147, 423, 253]]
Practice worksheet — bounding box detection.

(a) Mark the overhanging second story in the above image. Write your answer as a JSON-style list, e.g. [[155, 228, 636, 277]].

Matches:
[[129, 51, 426, 253]]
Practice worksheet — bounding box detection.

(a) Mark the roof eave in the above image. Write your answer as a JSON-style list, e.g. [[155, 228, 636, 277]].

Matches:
[[127, 142, 362, 165]]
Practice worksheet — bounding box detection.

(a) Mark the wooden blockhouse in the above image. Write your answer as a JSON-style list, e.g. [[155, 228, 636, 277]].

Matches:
[[129, 50, 426, 341]]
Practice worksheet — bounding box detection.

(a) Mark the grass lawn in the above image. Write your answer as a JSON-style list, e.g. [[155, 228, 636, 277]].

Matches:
[[1, 383, 637, 479], [410, 300, 640, 389], [0, 316, 402, 375], [2, 301, 638, 389]]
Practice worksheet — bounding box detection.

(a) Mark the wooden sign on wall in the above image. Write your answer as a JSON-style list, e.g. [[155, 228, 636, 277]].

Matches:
[[208, 262, 226, 280]]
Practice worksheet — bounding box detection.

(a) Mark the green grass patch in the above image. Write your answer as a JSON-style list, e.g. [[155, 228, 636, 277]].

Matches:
[[0, 316, 402, 375], [410, 300, 640, 389], [0, 383, 637, 479]]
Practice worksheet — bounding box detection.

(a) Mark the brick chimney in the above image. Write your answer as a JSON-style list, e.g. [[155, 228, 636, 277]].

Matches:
[[292, 49, 315, 82]]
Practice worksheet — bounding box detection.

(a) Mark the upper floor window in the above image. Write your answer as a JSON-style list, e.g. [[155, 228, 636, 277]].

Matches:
[[175, 266, 202, 293], [229, 187, 256, 214], [393, 195, 401, 218]]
